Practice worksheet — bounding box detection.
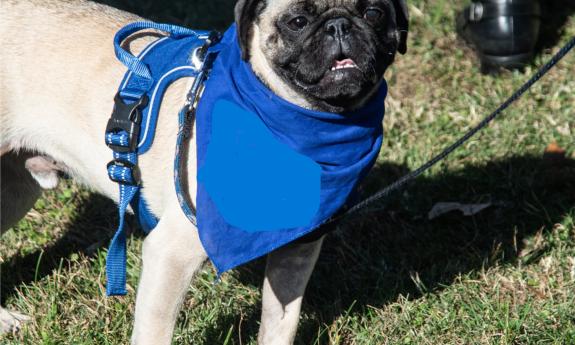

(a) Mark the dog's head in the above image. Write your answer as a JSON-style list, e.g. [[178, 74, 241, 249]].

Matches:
[[235, 0, 409, 112]]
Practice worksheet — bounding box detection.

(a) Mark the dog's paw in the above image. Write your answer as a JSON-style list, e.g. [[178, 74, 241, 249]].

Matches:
[[0, 308, 31, 334]]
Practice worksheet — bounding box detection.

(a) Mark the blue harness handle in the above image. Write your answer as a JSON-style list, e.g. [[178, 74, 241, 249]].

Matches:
[[113, 21, 200, 83]]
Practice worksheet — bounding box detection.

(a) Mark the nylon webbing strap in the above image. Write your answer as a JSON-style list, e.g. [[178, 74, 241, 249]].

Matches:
[[105, 152, 139, 295]]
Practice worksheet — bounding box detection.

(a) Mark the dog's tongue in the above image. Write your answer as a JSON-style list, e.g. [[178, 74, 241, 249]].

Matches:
[[333, 58, 356, 67]]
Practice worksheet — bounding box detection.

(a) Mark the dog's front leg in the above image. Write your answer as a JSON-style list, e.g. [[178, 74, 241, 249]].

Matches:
[[258, 237, 324, 345], [131, 204, 207, 345]]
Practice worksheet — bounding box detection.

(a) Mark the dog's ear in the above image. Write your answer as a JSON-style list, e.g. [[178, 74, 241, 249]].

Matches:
[[392, 0, 409, 54], [235, 0, 265, 60]]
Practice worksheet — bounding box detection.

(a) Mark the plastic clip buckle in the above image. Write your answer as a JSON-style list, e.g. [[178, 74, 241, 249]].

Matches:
[[105, 93, 149, 153], [107, 159, 141, 186]]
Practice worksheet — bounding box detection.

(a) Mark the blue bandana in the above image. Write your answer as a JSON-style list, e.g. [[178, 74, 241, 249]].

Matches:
[[195, 25, 387, 273]]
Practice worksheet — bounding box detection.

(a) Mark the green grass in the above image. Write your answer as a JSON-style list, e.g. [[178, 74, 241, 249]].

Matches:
[[2, 0, 575, 344]]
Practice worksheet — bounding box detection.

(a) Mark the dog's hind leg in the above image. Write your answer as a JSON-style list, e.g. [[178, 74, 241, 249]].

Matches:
[[1, 151, 42, 233], [258, 237, 324, 345], [131, 201, 207, 345], [0, 152, 40, 333]]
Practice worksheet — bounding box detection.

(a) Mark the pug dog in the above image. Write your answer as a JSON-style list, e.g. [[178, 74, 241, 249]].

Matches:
[[0, 0, 408, 343]]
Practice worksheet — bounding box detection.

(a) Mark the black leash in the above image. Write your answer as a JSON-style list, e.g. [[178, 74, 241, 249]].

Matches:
[[326, 36, 575, 227]]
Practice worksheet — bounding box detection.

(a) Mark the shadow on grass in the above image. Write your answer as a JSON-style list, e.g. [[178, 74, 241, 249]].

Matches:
[[536, 0, 575, 54], [0, 193, 143, 303], [3, 154, 573, 344], [290, 154, 575, 344], [194, 154, 575, 344]]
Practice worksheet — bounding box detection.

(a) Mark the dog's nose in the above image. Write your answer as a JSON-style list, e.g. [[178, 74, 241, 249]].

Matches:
[[325, 17, 351, 39]]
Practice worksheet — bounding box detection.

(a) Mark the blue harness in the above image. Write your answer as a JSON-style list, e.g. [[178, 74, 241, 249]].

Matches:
[[104, 22, 218, 295], [105, 22, 386, 296]]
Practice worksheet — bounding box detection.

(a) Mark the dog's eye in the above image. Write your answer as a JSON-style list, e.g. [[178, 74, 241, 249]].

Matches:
[[363, 8, 383, 23], [288, 16, 309, 31]]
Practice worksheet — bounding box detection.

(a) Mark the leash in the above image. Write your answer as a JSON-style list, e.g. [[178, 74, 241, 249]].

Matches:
[[324, 35, 575, 227], [174, 32, 221, 227]]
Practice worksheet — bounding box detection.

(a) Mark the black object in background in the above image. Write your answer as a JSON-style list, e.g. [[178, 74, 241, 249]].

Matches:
[[457, 0, 542, 73]]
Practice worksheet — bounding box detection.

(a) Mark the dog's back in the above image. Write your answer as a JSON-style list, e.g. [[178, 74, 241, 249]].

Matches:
[[1, 0, 195, 218], [0, 0, 142, 194]]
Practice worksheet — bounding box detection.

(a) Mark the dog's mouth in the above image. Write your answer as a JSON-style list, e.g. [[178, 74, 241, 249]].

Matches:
[[329, 58, 359, 71], [289, 55, 376, 111], [318, 57, 363, 85], [294, 57, 364, 90]]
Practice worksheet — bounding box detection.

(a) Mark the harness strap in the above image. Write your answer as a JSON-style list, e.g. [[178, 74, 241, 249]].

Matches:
[[106, 152, 139, 295], [105, 94, 148, 295]]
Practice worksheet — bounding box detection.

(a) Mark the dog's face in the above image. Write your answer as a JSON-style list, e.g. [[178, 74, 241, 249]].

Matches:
[[235, 0, 409, 112]]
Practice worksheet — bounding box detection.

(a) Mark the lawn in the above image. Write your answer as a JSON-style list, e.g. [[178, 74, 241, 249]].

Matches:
[[1, 0, 575, 344]]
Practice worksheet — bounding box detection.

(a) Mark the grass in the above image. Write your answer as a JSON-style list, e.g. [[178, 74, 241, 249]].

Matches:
[[2, 0, 575, 344]]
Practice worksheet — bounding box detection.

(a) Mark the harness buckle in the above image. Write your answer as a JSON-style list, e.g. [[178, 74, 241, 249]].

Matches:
[[105, 93, 149, 153], [107, 159, 141, 186]]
